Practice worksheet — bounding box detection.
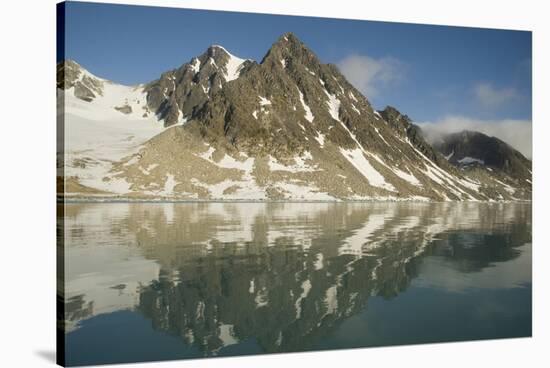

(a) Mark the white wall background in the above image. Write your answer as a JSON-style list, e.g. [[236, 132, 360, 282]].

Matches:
[[0, 0, 548, 367]]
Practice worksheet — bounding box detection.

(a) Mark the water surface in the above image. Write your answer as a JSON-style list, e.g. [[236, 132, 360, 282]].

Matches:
[[59, 202, 532, 366]]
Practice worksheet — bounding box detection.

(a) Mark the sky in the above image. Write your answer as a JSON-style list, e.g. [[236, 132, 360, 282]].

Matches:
[[60, 1, 532, 156]]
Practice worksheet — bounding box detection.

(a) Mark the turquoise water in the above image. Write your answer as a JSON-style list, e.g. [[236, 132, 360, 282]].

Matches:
[[60, 202, 532, 366]]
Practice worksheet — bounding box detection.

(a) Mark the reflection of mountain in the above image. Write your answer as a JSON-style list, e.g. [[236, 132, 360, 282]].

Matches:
[[61, 202, 531, 354]]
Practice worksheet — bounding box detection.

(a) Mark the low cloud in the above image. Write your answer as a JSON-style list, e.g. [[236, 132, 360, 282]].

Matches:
[[337, 54, 405, 97], [473, 82, 519, 108], [417, 116, 532, 159]]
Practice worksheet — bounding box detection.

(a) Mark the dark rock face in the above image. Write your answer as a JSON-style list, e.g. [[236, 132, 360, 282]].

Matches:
[[433, 130, 532, 180], [144, 45, 253, 127], [187, 33, 384, 157], [380, 106, 447, 166]]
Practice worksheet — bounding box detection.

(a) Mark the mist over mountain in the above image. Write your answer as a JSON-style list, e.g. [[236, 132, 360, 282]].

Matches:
[[417, 117, 532, 159]]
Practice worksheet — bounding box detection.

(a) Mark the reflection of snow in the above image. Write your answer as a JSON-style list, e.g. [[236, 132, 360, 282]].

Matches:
[[295, 280, 312, 319], [62, 201, 530, 337], [339, 214, 388, 256], [219, 324, 239, 346]]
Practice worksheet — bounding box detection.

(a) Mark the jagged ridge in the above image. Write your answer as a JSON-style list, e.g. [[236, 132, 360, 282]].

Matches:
[[57, 32, 532, 202]]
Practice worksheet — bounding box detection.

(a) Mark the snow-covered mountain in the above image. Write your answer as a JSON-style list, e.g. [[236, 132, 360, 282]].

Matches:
[[57, 33, 532, 201]]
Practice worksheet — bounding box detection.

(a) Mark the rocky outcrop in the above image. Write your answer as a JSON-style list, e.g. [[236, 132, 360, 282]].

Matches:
[[57, 60, 104, 102]]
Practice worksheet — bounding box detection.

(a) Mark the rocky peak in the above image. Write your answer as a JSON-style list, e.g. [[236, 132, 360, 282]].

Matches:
[[261, 32, 320, 70], [433, 130, 532, 180], [143, 44, 254, 127], [379, 106, 411, 133], [378, 106, 449, 167], [57, 59, 105, 101], [61, 33, 532, 202]]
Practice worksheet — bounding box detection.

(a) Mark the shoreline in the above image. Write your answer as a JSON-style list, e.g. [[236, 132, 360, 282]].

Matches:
[[58, 195, 532, 204]]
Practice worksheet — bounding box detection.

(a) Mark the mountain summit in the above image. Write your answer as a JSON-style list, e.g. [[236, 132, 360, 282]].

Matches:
[[57, 33, 532, 201], [433, 130, 532, 180]]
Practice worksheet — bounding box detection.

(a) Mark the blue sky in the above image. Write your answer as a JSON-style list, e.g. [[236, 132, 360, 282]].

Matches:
[[61, 2, 532, 154]]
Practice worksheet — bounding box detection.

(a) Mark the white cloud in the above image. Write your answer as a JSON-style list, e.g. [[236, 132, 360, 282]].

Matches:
[[337, 54, 404, 97], [473, 82, 519, 108], [417, 116, 532, 159]]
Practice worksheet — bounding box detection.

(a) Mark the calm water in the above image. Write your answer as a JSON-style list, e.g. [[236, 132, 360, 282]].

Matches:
[[59, 202, 532, 366]]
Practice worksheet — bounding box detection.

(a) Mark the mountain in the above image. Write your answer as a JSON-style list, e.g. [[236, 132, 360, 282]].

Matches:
[[57, 32, 531, 201], [144, 45, 253, 126], [433, 130, 532, 180]]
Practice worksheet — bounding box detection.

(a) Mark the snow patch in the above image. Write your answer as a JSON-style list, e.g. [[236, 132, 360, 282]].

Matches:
[[297, 88, 314, 122], [324, 90, 341, 122], [340, 148, 395, 191], [268, 153, 320, 173], [217, 154, 255, 171], [211, 45, 248, 82], [315, 133, 326, 147], [374, 127, 389, 146], [458, 156, 485, 165], [163, 174, 177, 195], [259, 96, 272, 106], [190, 58, 201, 73], [198, 146, 216, 161], [393, 167, 421, 186], [63, 82, 165, 194], [277, 182, 335, 200]]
